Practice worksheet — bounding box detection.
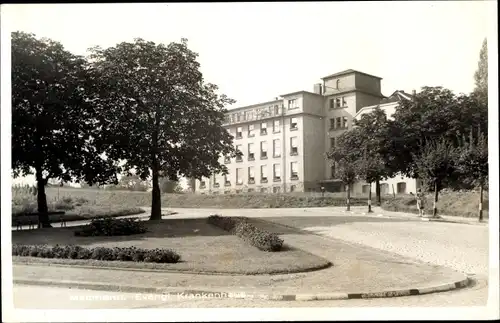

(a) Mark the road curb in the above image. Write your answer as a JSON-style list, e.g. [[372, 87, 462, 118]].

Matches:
[[13, 276, 471, 301]]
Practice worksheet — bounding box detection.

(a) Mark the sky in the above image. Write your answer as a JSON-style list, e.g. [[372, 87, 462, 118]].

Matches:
[[2, 1, 496, 186]]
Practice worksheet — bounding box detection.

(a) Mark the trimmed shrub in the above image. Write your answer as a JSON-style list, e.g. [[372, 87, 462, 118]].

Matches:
[[207, 215, 284, 252], [74, 216, 147, 236], [12, 244, 180, 263]]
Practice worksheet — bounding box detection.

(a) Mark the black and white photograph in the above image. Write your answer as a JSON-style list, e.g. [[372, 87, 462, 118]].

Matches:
[[1, 1, 498, 321]]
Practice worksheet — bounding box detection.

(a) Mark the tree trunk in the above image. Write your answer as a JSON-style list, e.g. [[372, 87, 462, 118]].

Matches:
[[346, 183, 351, 211], [375, 179, 381, 206], [433, 180, 438, 218], [150, 159, 162, 221], [368, 183, 373, 213], [478, 182, 484, 222], [35, 168, 51, 228]]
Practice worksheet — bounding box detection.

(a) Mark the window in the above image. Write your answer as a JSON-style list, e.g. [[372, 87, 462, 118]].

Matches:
[[335, 98, 341, 108], [288, 99, 297, 110], [273, 186, 281, 193], [213, 175, 219, 188], [273, 139, 281, 157], [200, 180, 206, 188], [273, 164, 281, 181], [273, 119, 280, 133], [342, 97, 347, 107], [380, 183, 389, 194], [248, 188, 255, 193], [290, 162, 298, 180], [329, 98, 335, 110], [212, 191, 219, 195], [397, 182, 407, 194], [330, 164, 336, 179], [260, 187, 268, 193], [290, 117, 298, 130], [248, 167, 255, 184], [235, 189, 242, 194], [336, 79, 340, 89], [236, 113, 241, 122], [260, 122, 267, 135], [362, 185, 371, 194], [290, 185, 296, 192], [290, 137, 298, 155], [236, 126, 243, 138], [330, 118, 335, 130], [260, 141, 268, 159], [236, 145, 243, 162], [336, 117, 342, 129], [224, 190, 231, 194], [274, 105, 280, 115], [236, 168, 243, 185], [224, 175, 231, 186], [260, 165, 268, 183], [248, 124, 255, 137], [224, 155, 231, 164], [248, 143, 255, 160], [330, 137, 336, 148], [342, 117, 348, 129]]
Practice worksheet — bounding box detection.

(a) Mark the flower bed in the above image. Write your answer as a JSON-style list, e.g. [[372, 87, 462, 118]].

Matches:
[[12, 244, 181, 263]]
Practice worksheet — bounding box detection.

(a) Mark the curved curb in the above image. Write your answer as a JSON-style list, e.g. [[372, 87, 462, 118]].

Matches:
[[12, 259, 333, 276], [13, 276, 471, 302]]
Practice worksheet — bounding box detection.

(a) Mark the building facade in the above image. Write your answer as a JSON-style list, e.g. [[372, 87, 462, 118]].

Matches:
[[195, 69, 415, 195]]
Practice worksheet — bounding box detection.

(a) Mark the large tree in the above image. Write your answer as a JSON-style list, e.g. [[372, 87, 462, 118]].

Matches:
[[353, 106, 393, 205], [456, 130, 488, 221], [412, 138, 457, 218], [326, 129, 361, 211], [474, 38, 488, 102], [389, 87, 487, 185], [11, 32, 119, 227], [89, 38, 237, 220]]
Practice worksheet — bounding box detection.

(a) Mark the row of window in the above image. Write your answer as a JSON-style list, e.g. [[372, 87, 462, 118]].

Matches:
[[234, 117, 298, 139], [205, 185, 297, 194], [329, 117, 348, 130], [226, 100, 300, 124], [329, 97, 348, 110], [199, 163, 299, 188], [226, 137, 299, 163]]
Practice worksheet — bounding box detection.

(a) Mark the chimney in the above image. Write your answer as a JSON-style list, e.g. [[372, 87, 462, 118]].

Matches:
[[412, 89, 416, 96], [314, 83, 323, 95]]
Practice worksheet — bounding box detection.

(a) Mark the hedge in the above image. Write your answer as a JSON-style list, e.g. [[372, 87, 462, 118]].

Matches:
[[74, 216, 147, 236], [207, 215, 284, 252], [12, 244, 181, 263]]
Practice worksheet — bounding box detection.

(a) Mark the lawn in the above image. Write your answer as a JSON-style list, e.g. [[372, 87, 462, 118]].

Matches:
[[39, 187, 369, 209], [12, 218, 331, 275], [381, 189, 489, 218], [11, 187, 146, 226]]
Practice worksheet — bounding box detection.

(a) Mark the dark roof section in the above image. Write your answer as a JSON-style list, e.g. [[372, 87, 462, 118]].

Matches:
[[379, 90, 413, 104], [321, 69, 383, 80]]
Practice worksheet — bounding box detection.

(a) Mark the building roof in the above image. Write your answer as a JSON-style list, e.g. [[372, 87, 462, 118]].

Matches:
[[379, 90, 413, 104], [280, 90, 323, 97], [321, 69, 383, 80]]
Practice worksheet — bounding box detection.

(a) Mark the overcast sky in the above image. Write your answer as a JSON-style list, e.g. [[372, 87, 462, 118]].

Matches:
[[3, 1, 495, 185]]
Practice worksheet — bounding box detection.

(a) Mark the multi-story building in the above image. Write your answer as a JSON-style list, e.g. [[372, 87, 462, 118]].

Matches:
[[195, 69, 414, 194]]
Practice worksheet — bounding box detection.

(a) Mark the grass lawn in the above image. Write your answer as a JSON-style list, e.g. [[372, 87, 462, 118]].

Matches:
[[12, 187, 146, 226], [38, 187, 369, 209], [381, 189, 489, 218], [12, 218, 331, 275]]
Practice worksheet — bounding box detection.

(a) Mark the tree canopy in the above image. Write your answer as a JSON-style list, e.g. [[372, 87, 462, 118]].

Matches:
[[11, 31, 119, 227], [88, 38, 237, 219]]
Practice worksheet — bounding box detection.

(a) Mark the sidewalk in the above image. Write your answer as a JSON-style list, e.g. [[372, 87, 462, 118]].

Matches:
[[13, 231, 469, 300]]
